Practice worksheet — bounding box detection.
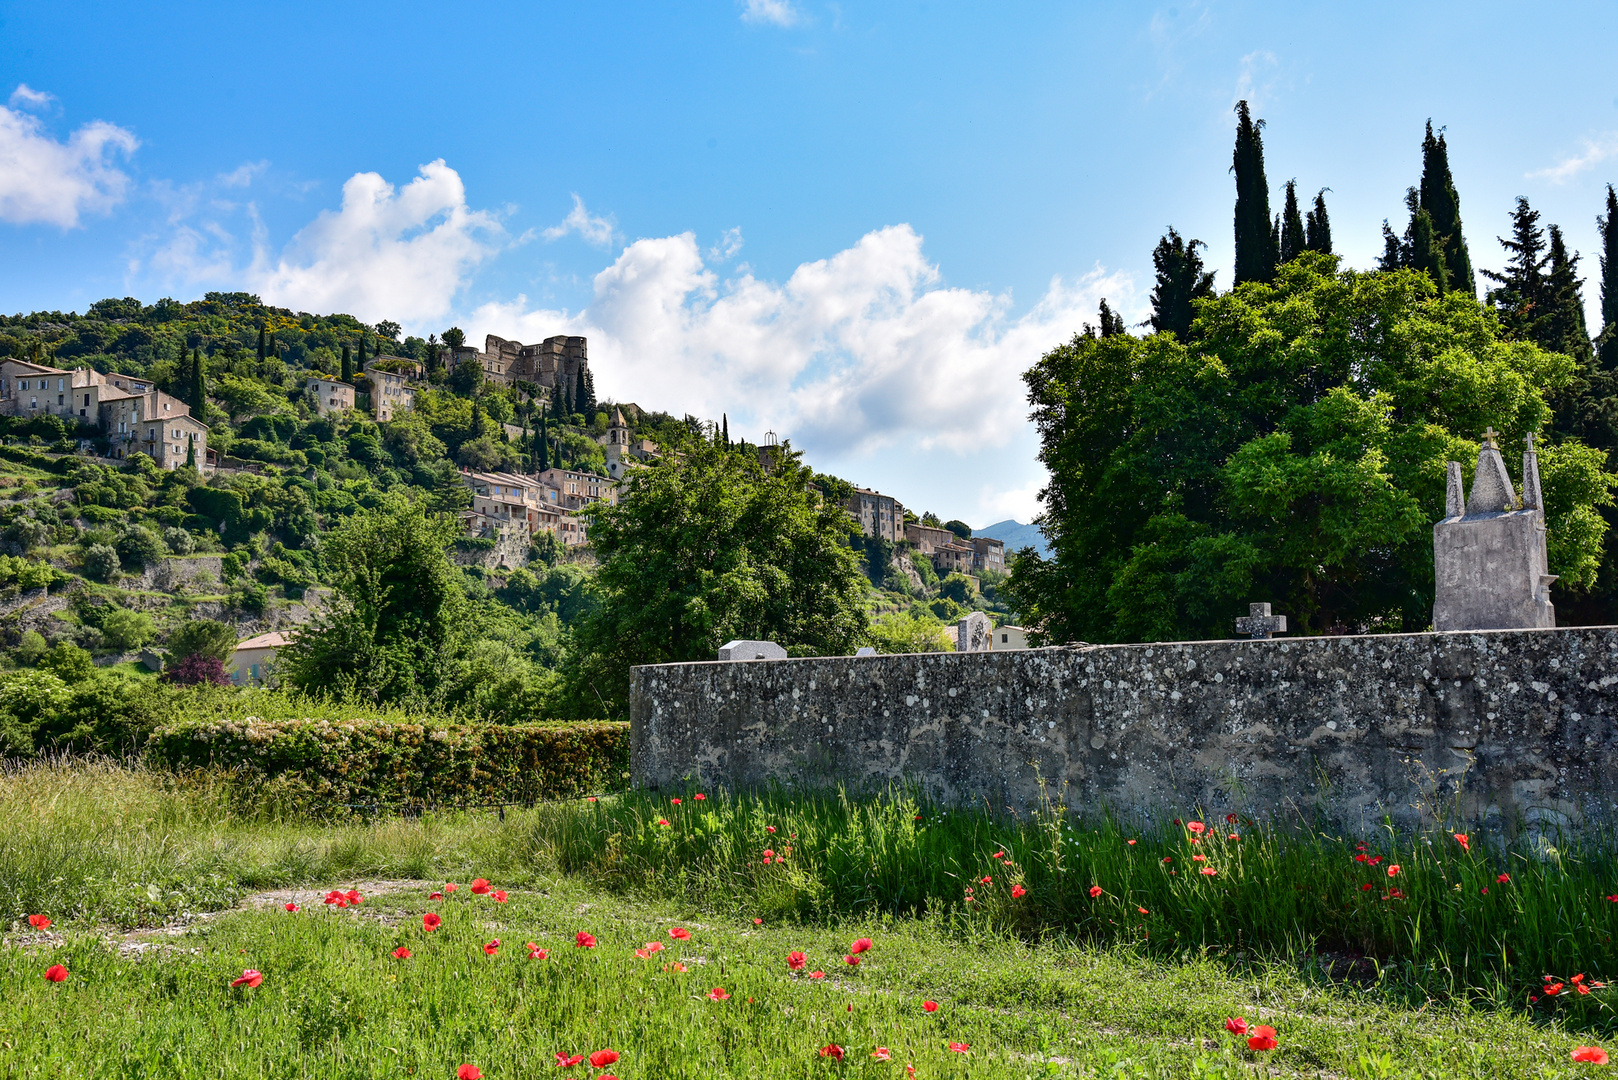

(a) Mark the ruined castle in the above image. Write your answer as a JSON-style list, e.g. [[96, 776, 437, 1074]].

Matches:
[[449, 334, 589, 392]]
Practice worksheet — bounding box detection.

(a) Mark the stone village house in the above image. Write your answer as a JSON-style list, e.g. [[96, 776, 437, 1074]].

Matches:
[[0, 359, 208, 469]]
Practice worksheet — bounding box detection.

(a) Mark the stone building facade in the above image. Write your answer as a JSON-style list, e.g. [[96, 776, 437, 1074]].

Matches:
[[449, 334, 590, 392], [307, 378, 355, 417], [844, 488, 906, 543], [0, 359, 208, 470]]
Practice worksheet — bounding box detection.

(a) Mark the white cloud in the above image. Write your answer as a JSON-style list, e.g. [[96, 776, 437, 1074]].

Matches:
[[1233, 50, 1279, 112], [741, 0, 800, 27], [1529, 133, 1618, 184], [8, 84, 54, 110], [252, 160, 499, 325], [542, 193, 614, 248], [0, 96, 138, 228], [468, 224, 1136, 460], [709, 226, 744, 262], [975, 474, 1045, 527]]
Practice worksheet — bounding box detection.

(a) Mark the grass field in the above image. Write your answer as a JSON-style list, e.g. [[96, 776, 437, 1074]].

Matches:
[[5, 760, 1618, 1077]]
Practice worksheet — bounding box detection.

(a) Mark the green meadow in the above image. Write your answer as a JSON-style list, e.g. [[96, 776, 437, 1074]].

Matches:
[[5, 760, 1617, 1078]]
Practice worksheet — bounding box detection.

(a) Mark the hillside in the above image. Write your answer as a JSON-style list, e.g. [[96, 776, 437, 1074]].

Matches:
[[975, 518, 1050, 559]]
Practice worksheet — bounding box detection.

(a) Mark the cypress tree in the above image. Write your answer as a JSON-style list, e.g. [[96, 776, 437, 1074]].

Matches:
[[1404, 189, 1450, 294], [1418, 121, 1475, 296], [583, 370, 596, 415], [1482, 197, 1550, 341], [537, 406, 550, 473], [191, 349, 205, 412], [1377, 221, 1405, 271], [185, 434, 196, 469], [722, 413, 729, 447], [267, 331, 276, 359], [1599, 184, 1618, 373], [1148, 227, 1216, 341], [1279, 180, 1306, 263], [256, 324, 266, 361], [1095, 299, 1125, 338], [341, 345, 353, 383], [356, 333, 367, 372], [1543, 225, 1592, 365], [1231, 100, 1278, 285], [1305, 190, 1333, 254]]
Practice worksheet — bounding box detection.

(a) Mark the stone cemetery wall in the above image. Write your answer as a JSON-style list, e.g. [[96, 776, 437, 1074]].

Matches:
[[630, 626, 1618, 834]]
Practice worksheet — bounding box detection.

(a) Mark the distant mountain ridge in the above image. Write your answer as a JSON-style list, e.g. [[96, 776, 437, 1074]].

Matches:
[[973, 519, 1050, 559]]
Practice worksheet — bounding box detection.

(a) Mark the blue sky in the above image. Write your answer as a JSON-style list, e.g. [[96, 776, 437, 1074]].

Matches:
[[3, 1, 1618, 527]]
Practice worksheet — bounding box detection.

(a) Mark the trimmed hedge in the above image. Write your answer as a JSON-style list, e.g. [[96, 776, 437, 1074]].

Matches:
[[145, 717, 629, 810]]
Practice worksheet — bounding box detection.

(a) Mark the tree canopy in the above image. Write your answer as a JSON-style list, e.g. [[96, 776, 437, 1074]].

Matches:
[[1006, 254, 1616, 644]]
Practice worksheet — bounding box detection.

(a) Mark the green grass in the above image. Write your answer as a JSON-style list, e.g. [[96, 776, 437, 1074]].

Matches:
[[6, 760, 1618, 1077]]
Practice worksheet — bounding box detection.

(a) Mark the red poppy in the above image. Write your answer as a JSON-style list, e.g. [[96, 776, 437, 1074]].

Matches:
[[845, 955, 860, 966], [391, 945, 412, 958], [1575, 974, 1587, 984], [1186, 821, 1205, 835], [671, 798, 682, 805], [230, 969, 263, 988], [809, 970, 826, 979], [446, 883, 459, 892], [586, 796, 598, 802], [471, 879, 491, 895], [1012, 884, 1027, 898], [1453, 833, 1470, 851], [493, 890, 508, 903], [458, 1066, 482, 1080], [657, 819, 670, 827], [1547, 982, 1565, 996], [1224, 1017, 1248, 1035], [529, 946, 549, 960], [1127, 839, 1137, 846], [646, 941, 665, 953], [788, 951, 807, 970], [484, 939, 500, 956], [1573, 1047, 1611, 1064], [980, 876, 992, 885], [324, 890, 347, 907], [1387, 865, 1401, 878], [1579, 983, 1593, 995], [1087, 885, 1103, 898], [423, 913, 442, 931], [850, 938, 872, 954], [589, 1050, 619, 1068], [694, 793, 706, 800], [763, 849, 775, 862], [284, 902, 298, 912], [1226, 813, 1238, 824], [1229, 834, 1240, 841], [993, 850, 1005, 859], [819, 1045, 845, 1060], [28, 914, 51, 930], [872, 1048, 892, 1060], [707, 987, 731, 1001], [668, 962, 688, 972], [767, 825, 777, 833], [1200, 867, 1218, 876], [948, 1042, 970, 1053], [1369, 856, 1383, 865], [1355, 854, 1368, 863], [754, 918, 763, 925], [1498, 873, 1511, 883], [634, 948, 650, 959], [1137, 906, 1149, 915], [1192, 854, 1206, 862], [556, 1052, 586, 1067], [43, 964, 68, 982], [923, 1000, 938, 1012], [669, 927, 692, 940], [1247, 1025, 1277, 1051], [1162, 856, 1172, 863], [345, 890, 363, 905], [1361, 883, 1374, 891], [430, 892, 443, 900], [576, 931, 597, 948]]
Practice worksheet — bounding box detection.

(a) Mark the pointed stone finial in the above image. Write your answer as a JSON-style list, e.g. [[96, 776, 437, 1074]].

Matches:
[[1522, 432, 1544, 511], [1465, 433, 1517, 515], [1445, 461, 1465, 517], [1482, 426, 1500, 448]]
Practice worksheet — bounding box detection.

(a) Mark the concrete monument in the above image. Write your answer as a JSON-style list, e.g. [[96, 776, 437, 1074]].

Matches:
[[955, 612, 993, 653], [1433, 430, 1556, 631]]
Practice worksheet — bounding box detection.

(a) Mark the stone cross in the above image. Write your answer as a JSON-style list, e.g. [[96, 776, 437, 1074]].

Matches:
[[1234, 603, 1287, 640], [956, 611, 993, 653], [717, 639, 788, 661], [1482, 426, 1499, 447]]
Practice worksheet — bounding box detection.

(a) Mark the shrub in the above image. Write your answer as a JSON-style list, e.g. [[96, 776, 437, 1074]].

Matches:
[[145, 718, 629, 811], [13, 630, 46, 665], [82, 542, 120, 580], [115, 525, 167, 570], [39, 641, 95, 683], [868, 610, 953, 654], [162, 526, 196, 555], [937, 572, 975, 605], [98, 607, 156, 652], [163, 654, 230, 687], [167, 619, 237, 663]]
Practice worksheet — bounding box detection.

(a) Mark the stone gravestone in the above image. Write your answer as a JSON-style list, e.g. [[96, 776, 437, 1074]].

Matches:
[[955, 611, 993, 653], [717, 639, 788, 661], [1433, 431, 1556, 631], [1234, 603, 1286, 639], [854, 647, 878, 657]]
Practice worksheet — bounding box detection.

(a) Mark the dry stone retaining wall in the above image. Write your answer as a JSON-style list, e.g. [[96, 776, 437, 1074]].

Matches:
[[630, 626, 1618, 834]]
